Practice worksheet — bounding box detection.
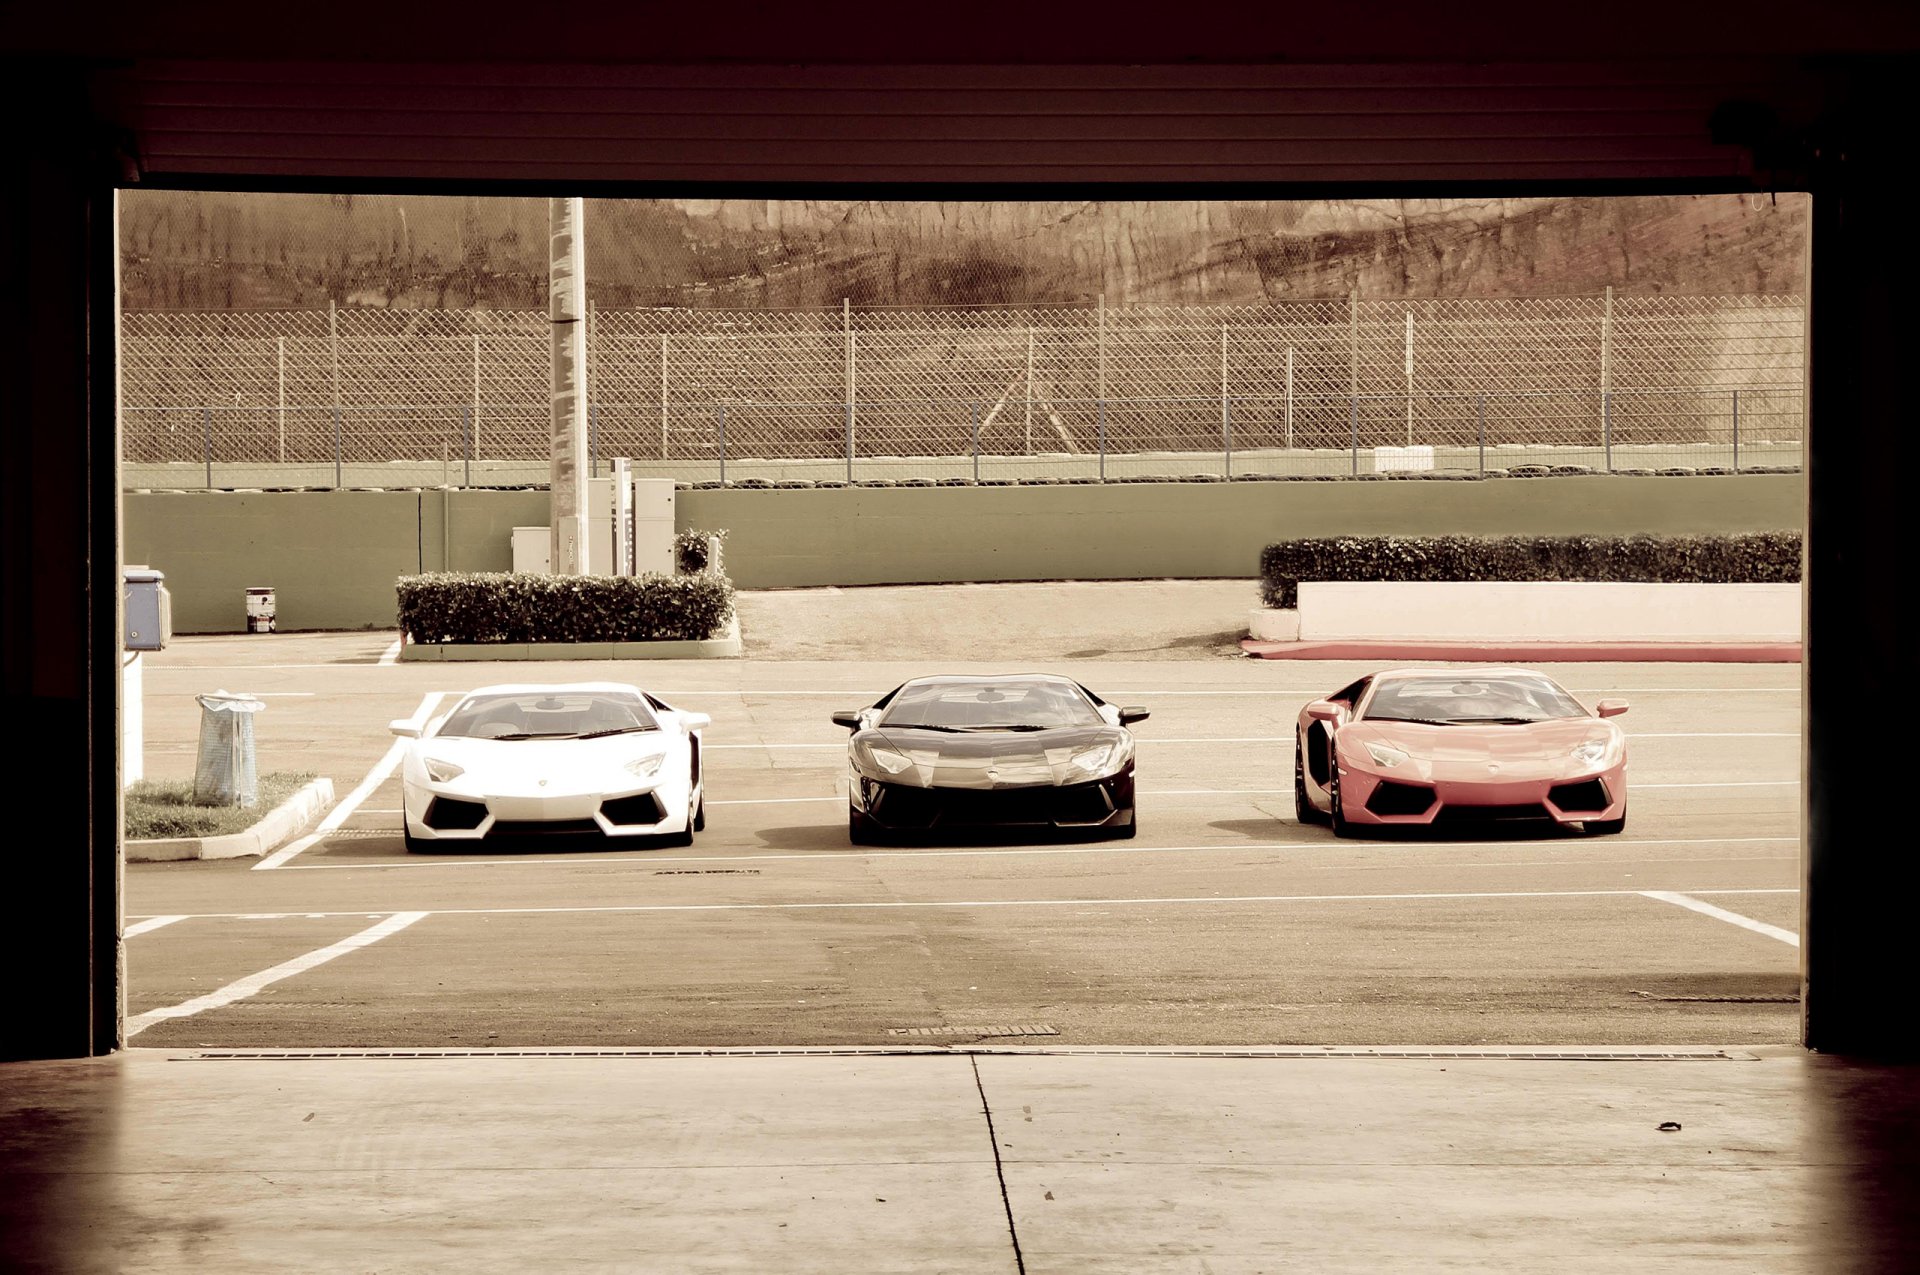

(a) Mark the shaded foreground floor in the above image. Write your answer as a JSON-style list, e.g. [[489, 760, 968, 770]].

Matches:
[[4, 1047, 1917, 1273]]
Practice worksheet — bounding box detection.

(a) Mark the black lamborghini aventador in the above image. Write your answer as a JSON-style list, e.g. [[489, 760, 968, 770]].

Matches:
[[831, 674, 1149, 844]]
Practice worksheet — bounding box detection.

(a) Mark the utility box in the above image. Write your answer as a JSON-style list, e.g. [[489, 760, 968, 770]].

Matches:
[[631, 477, 676, 577], [511, 527, 551, 574], [123, 566, 171, 651]]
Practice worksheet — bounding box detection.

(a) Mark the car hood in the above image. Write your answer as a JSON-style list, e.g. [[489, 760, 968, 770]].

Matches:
[[864, 724, 1127, 789], [1343, 717, 1615, 762], [414, 733, 673, 794]]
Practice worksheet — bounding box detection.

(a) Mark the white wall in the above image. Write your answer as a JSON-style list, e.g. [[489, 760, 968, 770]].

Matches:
[[1296, 581, 1803, 643]]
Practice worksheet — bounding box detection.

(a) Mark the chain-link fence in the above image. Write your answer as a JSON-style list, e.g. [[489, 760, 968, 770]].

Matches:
[[122, 293, 1804, 488]]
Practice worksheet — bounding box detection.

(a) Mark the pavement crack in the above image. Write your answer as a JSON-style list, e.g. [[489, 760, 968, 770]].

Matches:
[[971, 1055, 1027, 1275]]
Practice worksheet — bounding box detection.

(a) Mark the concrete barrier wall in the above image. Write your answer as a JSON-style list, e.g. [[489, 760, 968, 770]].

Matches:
[[125, 474, 1803, 632], [1297, 581, 1804, 642]]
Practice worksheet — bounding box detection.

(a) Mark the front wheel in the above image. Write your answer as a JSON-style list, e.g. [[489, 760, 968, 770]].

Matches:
[[402, 823, 425, 853], [1585, 808, 1627, 836], [1328, 767, 1356, 839], [1112, 805, 1138, 840], [692, 794, 706, 832], [849, 804, 880, 846], [1295, 732, 1329, 826]]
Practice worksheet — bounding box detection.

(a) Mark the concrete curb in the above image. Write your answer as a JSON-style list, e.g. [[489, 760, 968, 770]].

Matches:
[[1239, 638, 1803, 663], [126, 777, 336, 863], [399, 617, 741, 662]]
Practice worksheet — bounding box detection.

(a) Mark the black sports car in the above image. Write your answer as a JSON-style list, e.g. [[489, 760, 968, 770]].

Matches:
[[832, 674, 1149, 843]]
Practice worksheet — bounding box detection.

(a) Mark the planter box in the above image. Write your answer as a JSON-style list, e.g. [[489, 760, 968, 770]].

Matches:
[[400, 616, 741, 662], [1295, 581, 1801, 643], [126, 777, 335, 863]]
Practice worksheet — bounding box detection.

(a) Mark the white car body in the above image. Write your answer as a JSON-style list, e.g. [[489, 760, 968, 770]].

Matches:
[[390, 682, 709, 848]]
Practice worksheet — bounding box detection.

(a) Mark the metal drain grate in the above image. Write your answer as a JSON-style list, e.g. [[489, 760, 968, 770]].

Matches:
[[888, 1025, 1060, 1039], [323, 829, 394, 840], [655, 869, 761, 875]]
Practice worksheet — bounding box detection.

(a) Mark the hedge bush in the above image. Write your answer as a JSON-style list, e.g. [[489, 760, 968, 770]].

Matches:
[[673, 528, 726, 575], [1258, 532, 1803, 609], [398, 571, 735, 644]]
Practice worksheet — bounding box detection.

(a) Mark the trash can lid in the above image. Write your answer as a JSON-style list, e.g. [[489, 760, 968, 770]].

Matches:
[[195, 690, 266, 713], [124, 568, 165, 583], [245, 586, 275, 594]]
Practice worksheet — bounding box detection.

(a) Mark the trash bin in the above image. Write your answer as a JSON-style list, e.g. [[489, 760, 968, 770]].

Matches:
[[193, 690, 265, 807], [245, 586, 276, 633]]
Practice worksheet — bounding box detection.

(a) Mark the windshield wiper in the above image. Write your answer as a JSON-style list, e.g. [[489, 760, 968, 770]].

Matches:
[[573, 725, 659, 739], [1364, 716, 1460, 726], [887, 722, 971, 732], [1450, 716, 1548, 725], [967, 723, 1049, 732]]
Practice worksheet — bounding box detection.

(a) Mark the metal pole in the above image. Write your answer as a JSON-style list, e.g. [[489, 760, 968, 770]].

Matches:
[[1220, 323, 1230, 472], [843, 298, 855, 461], [1603, 390, 1613, 472], [1224, 396, 1234, 480], [717, 404, 727, 485], [1349, 394, 1358, 476], [1477, 393, 1486, 474], [471, 331, 481, 462], [971, 401, 980, 483], [547, 196, 591, 575], [328, 300, 341, 481], [660, 332, 669, 461], [331, 404, 342, 489], [275, 335, 285, 465], [1599, 285, 1614, 444], [1732, 389, 1741, 470], [1404, 311, 1414, 446], [845, 399, 855, 483], [463, 405, 472, 487], [589, 404, 599, 479], [1097, 293, 1107, 409], [1347, 288, 1358, 407], [1098, 397, 1107, 481], [1025, 326, 1035, 455], [1285, 346, 1294, 451], [202, 405, 212, 489]]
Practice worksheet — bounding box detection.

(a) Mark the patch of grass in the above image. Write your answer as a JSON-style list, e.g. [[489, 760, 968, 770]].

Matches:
[[124, 771, 316, 841]]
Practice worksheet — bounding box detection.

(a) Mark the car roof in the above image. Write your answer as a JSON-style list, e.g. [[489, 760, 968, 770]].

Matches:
[[454, 682, 648, 699], [1369, 667, 1559, 681], [899, 673, 1082, 688]]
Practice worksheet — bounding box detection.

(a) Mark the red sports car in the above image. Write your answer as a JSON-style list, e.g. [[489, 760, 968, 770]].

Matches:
[[1293, 667, 1628, 837]]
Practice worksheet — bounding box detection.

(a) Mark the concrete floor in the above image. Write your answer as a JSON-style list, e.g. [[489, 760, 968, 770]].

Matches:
[[3, 1047, 1916, 1272]]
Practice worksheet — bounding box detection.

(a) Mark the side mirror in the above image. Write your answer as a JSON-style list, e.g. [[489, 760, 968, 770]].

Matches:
[[682, 712, 712, 732], [1118, 706, 1150, 726], [1304, 700, 1343, 723], [1596, 699, 1629, 718], [388, 719, 422, 738], [831, 710, 862, 730]]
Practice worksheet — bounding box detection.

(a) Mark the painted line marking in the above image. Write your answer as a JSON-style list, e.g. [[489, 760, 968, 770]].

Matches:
[[126, 912, 428, 1038], [265, 834, 1797, 873], [1641, 890, 1800, 947], [253, 691, 445, 871], [249, 692, 317, 698], [124, 888, 1801, 925], [126, 915, 186, 938], [378, 638, 403, 666], [1635, 781, 1796, 789], [705, 789, 1290, 808]]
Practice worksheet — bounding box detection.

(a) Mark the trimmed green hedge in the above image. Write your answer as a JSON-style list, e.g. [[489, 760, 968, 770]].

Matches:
[[674, 528, 726, 574], [1258, 533, 1803, 609], [398, 572, 735, 644]]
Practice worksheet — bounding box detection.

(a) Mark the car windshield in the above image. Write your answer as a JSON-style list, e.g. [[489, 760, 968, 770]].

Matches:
[[436, 691, 660, 740], [1361, 674, 1587, 724], [879, 680, 1103, 730]]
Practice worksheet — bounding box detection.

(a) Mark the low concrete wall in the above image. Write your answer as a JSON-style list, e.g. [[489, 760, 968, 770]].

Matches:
[[125, 474, 1804, 632], [1297, 581, 1804, 642]]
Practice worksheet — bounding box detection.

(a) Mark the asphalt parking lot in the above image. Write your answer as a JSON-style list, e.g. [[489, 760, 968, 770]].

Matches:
[[125, 582, 1802, 1050]]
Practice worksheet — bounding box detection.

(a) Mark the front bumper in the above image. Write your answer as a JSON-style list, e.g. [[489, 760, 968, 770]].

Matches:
[[405, 784, 676, 841], [1336, 760, 1626, 827], [854, 771, 1134, 831]]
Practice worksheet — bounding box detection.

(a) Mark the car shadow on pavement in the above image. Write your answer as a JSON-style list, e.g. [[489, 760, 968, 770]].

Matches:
[[1207, 817, 1596, 844], [752, 822, 1133, 852]]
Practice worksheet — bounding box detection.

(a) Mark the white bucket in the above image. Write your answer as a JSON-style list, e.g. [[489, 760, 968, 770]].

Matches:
[[245, 586, 276, 634]]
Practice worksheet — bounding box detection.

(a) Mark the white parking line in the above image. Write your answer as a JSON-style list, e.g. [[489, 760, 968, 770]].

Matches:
[[253, 691, 445, 871], [122, 887, 1802, 925], [125, 915, 186, 938], [264, 834, 1798, 873], [377, 638, 403, 666], [1640, 891, 1800, 947], [126, 912, 428, 1038]]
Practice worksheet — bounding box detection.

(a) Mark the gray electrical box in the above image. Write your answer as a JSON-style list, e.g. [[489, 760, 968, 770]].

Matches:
[[124, 567, 172, 651]]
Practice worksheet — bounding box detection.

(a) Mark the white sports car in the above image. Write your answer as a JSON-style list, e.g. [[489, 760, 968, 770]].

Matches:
[[389, 682, 710, 851]]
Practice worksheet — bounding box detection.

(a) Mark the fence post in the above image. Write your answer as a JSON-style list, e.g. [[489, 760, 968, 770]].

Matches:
[[716, 404, 727, 485], [971, 401, 980, 483], [589, 403, 599, 478], [843, 298, 855, 461], [1732, 388, 1740, 471], [844, 400, 855, 483], [328, 296, 340, 424], [660, 332, 669, 461], [332, 404, 342, 489], [1224, 396, 1234, 480], [276, 335, 285, 465], [1285, 346, 1294, 451], [463, 405, 472, 487], [1219, 323, 1229, 459], [1347, 288, 1359, 407], [1349, 394, 1359, 476], [1477, 393, 1486, 474], [1098, 397, 1107, 481], [1025, 325, 1035, 455], [202, 405, 212, 489], [1603, 390, 1613, 472], [471, 331, 481, 462], [1599, 285, 1613, 444]]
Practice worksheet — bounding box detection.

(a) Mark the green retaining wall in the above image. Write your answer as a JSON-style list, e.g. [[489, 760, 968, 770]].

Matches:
[[125, 475, 1803, 632]]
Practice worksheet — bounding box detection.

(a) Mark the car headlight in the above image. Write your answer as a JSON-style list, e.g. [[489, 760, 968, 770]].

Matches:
[[1063, 736, 1132, 781], [1362, 741, 1409, 768], [860, 742, 917, 776], [624, 754, 666, 780], [424, 757, 465, 783], [1570, 740, 1610, 766]]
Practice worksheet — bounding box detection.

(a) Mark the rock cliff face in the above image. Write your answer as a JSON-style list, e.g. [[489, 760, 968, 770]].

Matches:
[[119, 192, 1806, 312]]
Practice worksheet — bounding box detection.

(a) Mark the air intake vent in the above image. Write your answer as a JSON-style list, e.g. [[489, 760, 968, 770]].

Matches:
[[601, 793, 666, 826], [1549, 778, 1611, 813], [1366, 781, 1437, 817], [423, 797, 487, 831]]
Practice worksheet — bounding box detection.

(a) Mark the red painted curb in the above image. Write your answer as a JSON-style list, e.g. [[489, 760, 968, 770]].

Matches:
[[1238, 639, 1802, 663]]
